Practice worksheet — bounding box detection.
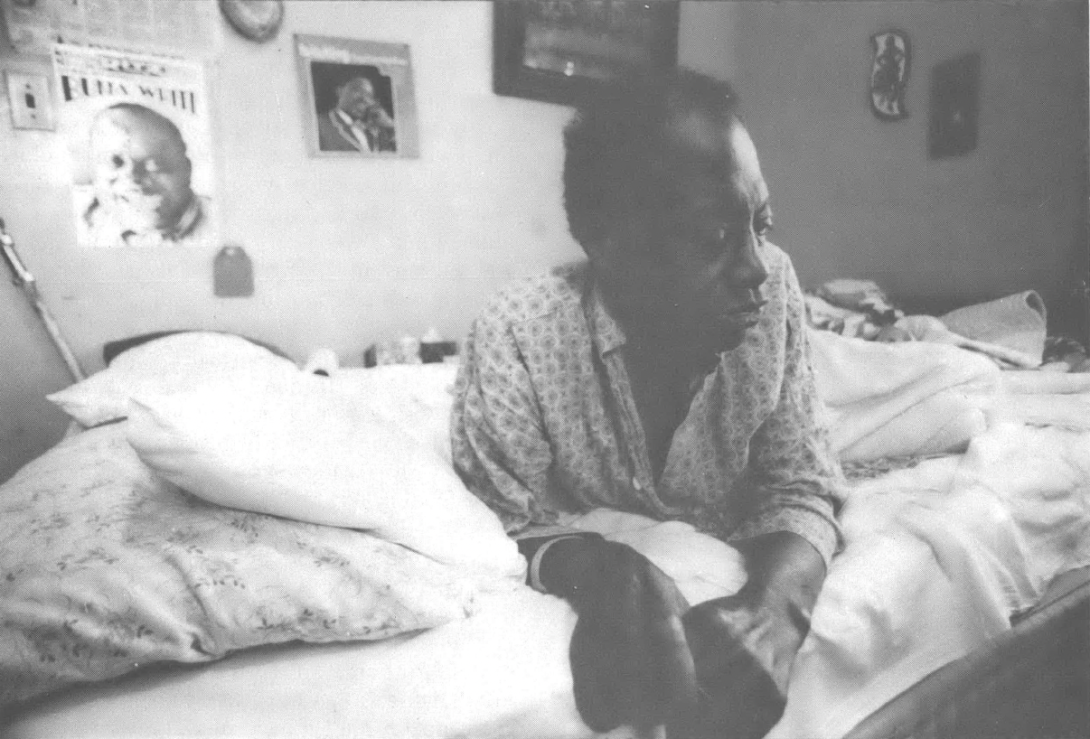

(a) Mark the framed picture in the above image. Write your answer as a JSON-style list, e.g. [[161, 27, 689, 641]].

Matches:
[[869, 29, 910, 121], [928, 52, 981, 159], [295, 34, 419, 158], [493, 0, 679, 107]]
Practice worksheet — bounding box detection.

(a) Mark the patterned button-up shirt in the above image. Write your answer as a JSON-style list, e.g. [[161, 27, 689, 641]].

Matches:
[[451, 244, 844, 565]]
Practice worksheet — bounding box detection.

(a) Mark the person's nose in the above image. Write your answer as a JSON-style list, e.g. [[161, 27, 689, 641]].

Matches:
[[730, 230, 769, 292]]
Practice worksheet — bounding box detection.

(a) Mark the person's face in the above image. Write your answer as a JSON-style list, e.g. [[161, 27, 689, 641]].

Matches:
[[337, 77, 377, 119], [89, 111, 193, 233], [596, 111, 772, 355]]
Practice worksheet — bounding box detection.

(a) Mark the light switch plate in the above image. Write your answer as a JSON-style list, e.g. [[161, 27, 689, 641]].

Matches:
[[6, 72, 55, 131]]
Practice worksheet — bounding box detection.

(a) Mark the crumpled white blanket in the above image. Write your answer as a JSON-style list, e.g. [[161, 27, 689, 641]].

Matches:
[[767, 419, 1090, 738], [808, 327, 1090, 461], [10, 420, 1088, 739], [809, 328, 1000, 460]]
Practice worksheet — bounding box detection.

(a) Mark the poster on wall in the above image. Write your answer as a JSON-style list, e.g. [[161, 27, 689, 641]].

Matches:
[[295, 34, 420, 158], [2, 0, 217, 56], [53, 44, 217, 249]]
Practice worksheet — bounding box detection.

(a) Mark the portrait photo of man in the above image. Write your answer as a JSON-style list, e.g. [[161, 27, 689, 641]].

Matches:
[[76, 103, 211, 248], [311, 63, 397, 154]]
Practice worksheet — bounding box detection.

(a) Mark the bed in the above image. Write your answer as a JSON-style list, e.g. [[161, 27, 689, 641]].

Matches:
[[1, 323, 1088, 739]]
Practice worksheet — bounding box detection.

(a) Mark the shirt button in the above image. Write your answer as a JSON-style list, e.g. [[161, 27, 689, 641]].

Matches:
[[632, 477, 643, 491]]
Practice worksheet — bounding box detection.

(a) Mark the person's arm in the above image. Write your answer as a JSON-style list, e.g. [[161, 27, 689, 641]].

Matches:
[[729, 254, 843, 601], [675, 256, 844, 739], [451, 308, 698, 732]]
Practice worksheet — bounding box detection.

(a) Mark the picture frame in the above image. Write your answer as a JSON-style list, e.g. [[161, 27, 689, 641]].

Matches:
[[928, 52, 981, 159], [493, 0, 679, 107], [295, 34, 420, 158], [869, 29, 910, 121]]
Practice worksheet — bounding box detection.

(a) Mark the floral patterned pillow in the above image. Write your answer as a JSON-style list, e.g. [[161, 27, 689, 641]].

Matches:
[[0, 423, 496, 709]]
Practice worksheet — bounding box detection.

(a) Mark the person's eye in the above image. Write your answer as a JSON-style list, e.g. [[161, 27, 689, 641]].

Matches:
[[754, 210, 774, 238]]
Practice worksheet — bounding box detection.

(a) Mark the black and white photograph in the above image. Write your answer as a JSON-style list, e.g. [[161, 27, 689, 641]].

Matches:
[[52, 44, 217, 248], [296, 33, 419, 158], [1, 2, 1088, 739]]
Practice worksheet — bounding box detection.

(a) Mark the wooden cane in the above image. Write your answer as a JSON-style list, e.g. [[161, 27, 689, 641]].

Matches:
[[0, 218, 85, 382]]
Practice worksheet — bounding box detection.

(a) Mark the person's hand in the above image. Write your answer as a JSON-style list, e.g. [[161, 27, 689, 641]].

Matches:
[[537, 536, 699, 733], [667, 592, 806, 739], [667, 531, 825, 739]]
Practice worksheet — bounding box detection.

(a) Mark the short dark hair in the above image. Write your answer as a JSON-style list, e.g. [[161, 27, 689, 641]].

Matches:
[[562, 68, 741, 252]]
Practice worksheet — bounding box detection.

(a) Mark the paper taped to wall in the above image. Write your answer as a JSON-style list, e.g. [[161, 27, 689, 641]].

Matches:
[[2, 0, 216, 56], [53, 44, 217, 250]]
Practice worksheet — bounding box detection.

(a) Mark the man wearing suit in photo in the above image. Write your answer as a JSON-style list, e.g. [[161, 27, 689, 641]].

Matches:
[[317, 75, 397, 154]]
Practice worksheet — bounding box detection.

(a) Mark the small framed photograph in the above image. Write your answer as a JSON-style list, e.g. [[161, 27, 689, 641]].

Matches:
[[928, 52, 981, 159], [493, 0, 679, 107], [295, 34, 419, 158]]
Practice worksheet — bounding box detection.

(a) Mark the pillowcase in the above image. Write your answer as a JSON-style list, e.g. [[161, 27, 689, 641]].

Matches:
[[125, 369, 525, 579], [0, 423, 493, 709], [102, 330, 293, 366], [327, 364, 461, 463], [47, 331, 299, 428]]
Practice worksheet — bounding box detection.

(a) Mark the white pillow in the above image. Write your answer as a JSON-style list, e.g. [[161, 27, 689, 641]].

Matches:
[[125, 370, 524, 580], [327, 364, 460, 463], [47, 332, 300, 427]]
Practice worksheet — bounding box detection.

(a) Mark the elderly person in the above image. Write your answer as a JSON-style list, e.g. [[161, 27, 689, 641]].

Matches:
[[317, 74, 396, 153], [81, 103, 207, 248], [452, 69, 843, 738]]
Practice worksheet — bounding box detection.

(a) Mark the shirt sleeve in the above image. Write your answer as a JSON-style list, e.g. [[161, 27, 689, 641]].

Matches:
[[729, 257, 845, 567], [450, 309, 559, 534]]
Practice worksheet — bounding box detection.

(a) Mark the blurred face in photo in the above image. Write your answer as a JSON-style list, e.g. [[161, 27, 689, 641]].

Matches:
[[88, 106, 194, 234], [336, 76, 379, 121]]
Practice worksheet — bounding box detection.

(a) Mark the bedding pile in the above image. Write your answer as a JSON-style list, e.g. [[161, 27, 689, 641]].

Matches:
[[805, 281, 1084, 370], [806, 282, 1090, 461]]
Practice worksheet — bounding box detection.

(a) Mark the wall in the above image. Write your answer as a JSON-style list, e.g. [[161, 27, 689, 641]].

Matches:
[[1, 1, 1086, 482], [725, 0, 1088, 321]]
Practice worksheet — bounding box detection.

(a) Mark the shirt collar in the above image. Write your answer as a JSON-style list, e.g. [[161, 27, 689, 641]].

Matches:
[[586, 276, 628, 357]]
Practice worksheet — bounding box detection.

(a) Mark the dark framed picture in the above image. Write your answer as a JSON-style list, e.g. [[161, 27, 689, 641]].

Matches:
[[928, 52, 981, 159], [295, 34, 420, 158], [493, 0, 679, 107]]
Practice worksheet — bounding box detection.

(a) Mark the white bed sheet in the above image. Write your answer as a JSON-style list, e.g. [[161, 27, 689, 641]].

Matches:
[[6, 418, 1089, 739]]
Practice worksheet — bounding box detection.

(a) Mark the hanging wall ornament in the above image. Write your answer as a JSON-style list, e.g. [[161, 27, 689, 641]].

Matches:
[[869, 29, 910, 121], [219, 0, 284, 44]]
